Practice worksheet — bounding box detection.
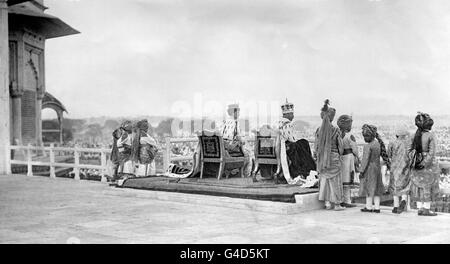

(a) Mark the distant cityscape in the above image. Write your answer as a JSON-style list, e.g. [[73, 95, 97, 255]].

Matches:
[[41, 115, 450, 158]]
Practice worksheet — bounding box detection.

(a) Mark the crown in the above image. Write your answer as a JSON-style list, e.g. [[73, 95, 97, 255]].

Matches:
[[281, 98, 294, 114]]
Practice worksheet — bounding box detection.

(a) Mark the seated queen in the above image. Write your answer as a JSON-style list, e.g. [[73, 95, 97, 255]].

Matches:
[[277, 99, 317, 184]]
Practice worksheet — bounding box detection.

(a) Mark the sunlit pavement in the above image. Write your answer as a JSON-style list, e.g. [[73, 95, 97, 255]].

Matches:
[[1, 174, 450, 244]]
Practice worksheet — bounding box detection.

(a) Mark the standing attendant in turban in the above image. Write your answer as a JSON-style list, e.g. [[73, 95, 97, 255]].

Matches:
[[337, 115, 359, 208], [359, 124, 388, 213], [315, 100, 345, 210], [409, 112, 440, 216], [109, 127, 123, 182], [117, 120, 135, 177], [387, 127, 412, 214], [131, 119, 159, 177]]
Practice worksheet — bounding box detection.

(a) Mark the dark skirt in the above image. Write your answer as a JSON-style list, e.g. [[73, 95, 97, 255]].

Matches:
[[285, 139, 316, 178]]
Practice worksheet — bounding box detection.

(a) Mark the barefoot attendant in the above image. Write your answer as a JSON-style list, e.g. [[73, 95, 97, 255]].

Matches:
[[315, 100, 345, 211]]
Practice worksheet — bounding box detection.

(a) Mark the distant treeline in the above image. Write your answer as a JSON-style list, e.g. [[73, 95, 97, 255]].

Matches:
[[41, 117, 311, 144]]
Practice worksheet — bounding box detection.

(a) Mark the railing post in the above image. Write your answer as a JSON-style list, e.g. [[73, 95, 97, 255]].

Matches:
[[42, 145, 47, 158], [100, 150, 107, 183], [26, 143, 33, 177], [49, 143, 56, 178], [74, 146, 80, 180], [163, 136, 171, 172]]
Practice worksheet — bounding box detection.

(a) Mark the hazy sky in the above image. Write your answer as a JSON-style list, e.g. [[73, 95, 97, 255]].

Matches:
[[43, 0, 450, 119]]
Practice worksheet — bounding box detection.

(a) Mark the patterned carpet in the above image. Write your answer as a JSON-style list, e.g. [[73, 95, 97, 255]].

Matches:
[[121, 176, 318, 203]]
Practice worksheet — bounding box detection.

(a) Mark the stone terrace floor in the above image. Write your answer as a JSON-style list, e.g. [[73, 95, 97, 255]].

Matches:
[[1, 174, 450, 244]]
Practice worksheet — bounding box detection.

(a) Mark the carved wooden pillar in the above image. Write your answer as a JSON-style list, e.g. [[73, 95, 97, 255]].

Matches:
[[36, 90, 44, 147], [57, 110, 63, 145], [0, 0, 11, 174]]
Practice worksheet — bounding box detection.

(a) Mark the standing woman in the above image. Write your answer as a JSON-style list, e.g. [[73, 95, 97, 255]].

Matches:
[[409, 112, 440, 216], [359, 124, 387, 213], [337, 115, 360, 208], [315, 100, 345, 211]]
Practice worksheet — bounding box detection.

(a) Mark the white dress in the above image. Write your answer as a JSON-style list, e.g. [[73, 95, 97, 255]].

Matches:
[[341, 133, 359, 184]]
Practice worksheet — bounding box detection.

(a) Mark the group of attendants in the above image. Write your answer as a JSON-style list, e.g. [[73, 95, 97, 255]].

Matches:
[[108, 119, 160, 182], [107, 99, 441, 217], [313, 99, 440, 216]]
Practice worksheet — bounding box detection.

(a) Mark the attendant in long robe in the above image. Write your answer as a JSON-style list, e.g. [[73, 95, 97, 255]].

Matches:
[[315, 99, 345, 211], [117, 121, 134, 177], [132, 119, 159, 177], [277, 100, 316, 184], [110, 128, 122, 181], [409, 112, 440, 216], [219, 104, 252, 177], [387, 127, 412, 214], [337, 114, 359, 208], [359, 124, 386, 213]]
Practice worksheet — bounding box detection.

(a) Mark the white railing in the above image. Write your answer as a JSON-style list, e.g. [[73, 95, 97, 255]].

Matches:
[[9, 143, 110, 182]]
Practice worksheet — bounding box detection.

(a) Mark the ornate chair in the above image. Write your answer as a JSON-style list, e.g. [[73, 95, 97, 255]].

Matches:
[[251, 129, 281, 182], [198, 131, 246, 180]]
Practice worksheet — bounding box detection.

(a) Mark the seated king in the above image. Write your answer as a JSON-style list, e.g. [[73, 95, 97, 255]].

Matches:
[[219, 103, 252, 177], [184, 104, 252, 178], [277, 99, 317, 184]]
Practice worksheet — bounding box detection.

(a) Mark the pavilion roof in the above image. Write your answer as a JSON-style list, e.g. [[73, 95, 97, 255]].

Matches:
[[7, 0, 29, 6], [8, 3, 79, 39]]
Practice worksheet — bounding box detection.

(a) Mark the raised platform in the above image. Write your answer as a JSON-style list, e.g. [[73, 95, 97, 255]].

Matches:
[[115, 176, 323, 214], [121, 176, 318, 203], [107, 186, 321, 215]]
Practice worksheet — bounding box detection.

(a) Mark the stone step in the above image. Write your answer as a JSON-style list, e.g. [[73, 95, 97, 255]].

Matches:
[[103, 187, 323, 215]]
